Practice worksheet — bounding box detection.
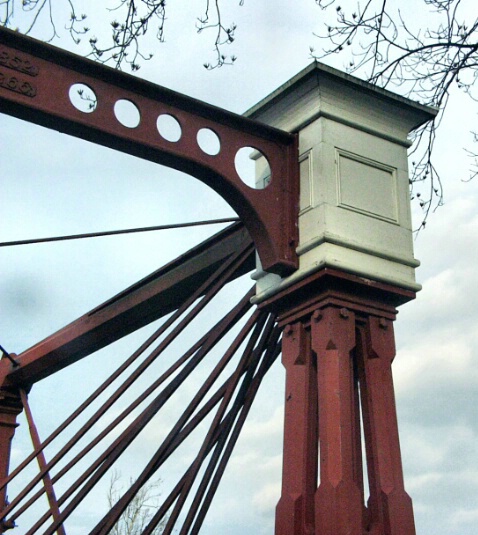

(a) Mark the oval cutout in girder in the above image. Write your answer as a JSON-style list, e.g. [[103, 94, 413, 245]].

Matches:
[[235, 146, 271, 189], [197, 128, 221, 156], [114, 99, 141, 128], [157, 114, 182, 142], [69, 83, 98, 114]]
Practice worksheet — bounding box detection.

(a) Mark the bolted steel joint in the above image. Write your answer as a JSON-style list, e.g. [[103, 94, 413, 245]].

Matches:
[[284, 325, 294, 337], [339, 307, 350, 319], [312, 310, 322, 323]]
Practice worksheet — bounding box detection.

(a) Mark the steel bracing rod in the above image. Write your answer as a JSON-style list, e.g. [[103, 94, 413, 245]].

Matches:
[[0, 218, 240, 247], [181, 323, 282, 535], [119, 344, 268, 531], [0, 343, 18, 367], [151, 314, 276, 535], [172, 325, 280, 535], [18, 389, 66, 535], [58, 287, 255, 503], [9, 319, 243, 533], [141, 318, 281, 535], [0, 230, 252, 499], [0, 237, 250, 500], [37, 299, 262, 533], [156, 318, 279, 534], [176, 316, 279, 533], [93, 310, 275, 535], [23, 290, 257, 535], [191, 336, 281, 534], [6, 287, 254, 532], [91, 305, 267, 534], [1, 247, 254, 528], [117, 372, 238, 532]]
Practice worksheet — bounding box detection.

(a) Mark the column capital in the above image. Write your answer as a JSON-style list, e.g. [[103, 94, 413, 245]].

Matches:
[[258, 268, 411, 327]]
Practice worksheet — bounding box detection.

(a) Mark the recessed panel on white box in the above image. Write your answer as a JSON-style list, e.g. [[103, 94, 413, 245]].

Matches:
[[337, 150, 398, 223]]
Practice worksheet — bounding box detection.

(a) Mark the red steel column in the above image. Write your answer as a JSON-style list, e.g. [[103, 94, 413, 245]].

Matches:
[[0, 389, 22, 532], [265, 271, 416, 535], [311, 306, 363, 535], [358, 317, 415, 535], [275, 321, 317, 535]]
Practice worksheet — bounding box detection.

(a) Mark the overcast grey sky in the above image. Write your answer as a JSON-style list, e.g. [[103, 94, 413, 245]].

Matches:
[[1, 1, 477, 534]]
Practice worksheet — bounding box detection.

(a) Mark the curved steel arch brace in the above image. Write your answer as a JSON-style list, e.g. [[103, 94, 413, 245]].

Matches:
[[0, 27, 299, 275]]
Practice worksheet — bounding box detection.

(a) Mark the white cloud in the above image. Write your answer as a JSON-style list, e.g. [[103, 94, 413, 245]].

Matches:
[[252, 480, 281, 515], [449, 507, 478, 530]]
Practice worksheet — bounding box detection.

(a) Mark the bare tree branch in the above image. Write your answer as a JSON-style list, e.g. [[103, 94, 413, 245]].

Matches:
[[107, 471, 167, 535], [197, 0, 239, 69], [0, 0, 243, 71]]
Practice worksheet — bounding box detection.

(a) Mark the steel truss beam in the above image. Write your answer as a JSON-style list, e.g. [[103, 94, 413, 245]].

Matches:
[[0, 230, 261, 534], [0, 223, 254, 388], [0, 27, 299, 276]]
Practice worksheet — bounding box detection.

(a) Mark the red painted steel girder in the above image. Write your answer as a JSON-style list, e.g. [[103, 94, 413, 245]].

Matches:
[[0, 223, 254, 389], [0, 27, 299, 276]]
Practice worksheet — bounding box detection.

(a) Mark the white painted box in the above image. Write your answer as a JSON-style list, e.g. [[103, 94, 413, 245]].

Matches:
[[245, 63, 437, 302]]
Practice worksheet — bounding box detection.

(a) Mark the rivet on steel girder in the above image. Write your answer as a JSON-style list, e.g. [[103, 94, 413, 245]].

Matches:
[[312, 310, 322, 323], [339, 308, 350, 319], [284, 325, 294, 337]]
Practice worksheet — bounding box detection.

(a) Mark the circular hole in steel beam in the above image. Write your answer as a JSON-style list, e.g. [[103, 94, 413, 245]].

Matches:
[[235, 146, 271, 189], [69, 83, 97, 113], [197, 128, 221, 156], [156, 114, 182, 142], [114, 99, 141, 128]]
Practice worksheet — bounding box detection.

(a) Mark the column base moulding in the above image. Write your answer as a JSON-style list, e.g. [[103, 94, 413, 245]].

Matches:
[[257, 267, 416, 325]]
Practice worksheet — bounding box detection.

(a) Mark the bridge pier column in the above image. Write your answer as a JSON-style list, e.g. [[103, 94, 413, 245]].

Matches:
[[261, 270, 416, 535], [357, 317, 415, 534], [312, 305, 363, 535], [275, 321, 317, 535]]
